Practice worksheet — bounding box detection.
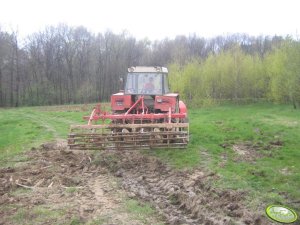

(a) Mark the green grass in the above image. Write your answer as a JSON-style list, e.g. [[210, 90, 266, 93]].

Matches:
[[1, 103, 299, 213], [86, 217, 109, 225], [0, 105, 87, 166], [125, 199, 163, 225], [11, 206, 66, 224], [65, 187, 79, 193], [10, 187, 32, 197]]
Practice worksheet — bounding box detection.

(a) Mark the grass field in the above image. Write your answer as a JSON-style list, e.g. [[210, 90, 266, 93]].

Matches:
[[0, 104, 94, 163], [1, 103, 299, 214]]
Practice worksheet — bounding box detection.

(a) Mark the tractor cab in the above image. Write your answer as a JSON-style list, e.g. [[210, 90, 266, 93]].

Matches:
[[125, 66, 169, 96]]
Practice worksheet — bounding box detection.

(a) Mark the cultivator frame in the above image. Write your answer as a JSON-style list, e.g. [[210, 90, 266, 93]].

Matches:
[[68, 96, 189, 150], [68, 123, 189, 150]]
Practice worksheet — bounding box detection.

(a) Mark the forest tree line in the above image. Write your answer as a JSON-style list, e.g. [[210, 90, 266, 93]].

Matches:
[[0, 24, 299, 108], [169, 40, 300, 108]]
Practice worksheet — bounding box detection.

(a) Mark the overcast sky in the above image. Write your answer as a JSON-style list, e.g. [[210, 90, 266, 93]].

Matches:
[[0, 0, 299, 40]]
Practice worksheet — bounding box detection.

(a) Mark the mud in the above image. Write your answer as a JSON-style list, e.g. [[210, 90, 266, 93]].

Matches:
[[0, 141, 156, 225], [0, 141, 272, 225], [232, 142, 263, 162], [99, 151, 271, 225], [220, 139, 283, 163]]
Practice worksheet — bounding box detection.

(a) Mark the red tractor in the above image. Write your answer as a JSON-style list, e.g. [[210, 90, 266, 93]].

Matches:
[[68, 66, 189, 150]]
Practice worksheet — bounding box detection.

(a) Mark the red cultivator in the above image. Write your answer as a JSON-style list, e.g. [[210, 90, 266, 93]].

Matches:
[[68, 67, 189, 150]]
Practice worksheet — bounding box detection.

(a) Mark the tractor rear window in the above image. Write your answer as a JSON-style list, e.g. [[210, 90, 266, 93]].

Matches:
[[125, 73, 163, 95]]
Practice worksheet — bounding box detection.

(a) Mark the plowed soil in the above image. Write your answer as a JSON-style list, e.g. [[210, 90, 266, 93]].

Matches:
[[0, 141, 273, 225]]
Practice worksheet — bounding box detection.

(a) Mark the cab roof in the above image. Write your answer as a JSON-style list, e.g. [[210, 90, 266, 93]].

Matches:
[[128, 66, 168, 73]]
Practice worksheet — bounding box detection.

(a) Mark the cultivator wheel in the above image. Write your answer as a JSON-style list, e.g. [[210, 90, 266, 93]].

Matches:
[[68, 123, 189, 150]]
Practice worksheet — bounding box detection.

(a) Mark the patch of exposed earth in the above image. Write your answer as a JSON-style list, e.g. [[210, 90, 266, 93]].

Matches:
[[0, 141, 160, 225], [0, 141, 273, 225], [100, 151, 272, 225], [219, 139, 283, 163]]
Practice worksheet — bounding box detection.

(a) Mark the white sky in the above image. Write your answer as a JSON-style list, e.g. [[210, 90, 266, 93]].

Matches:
[[0, 0, 299, 40]]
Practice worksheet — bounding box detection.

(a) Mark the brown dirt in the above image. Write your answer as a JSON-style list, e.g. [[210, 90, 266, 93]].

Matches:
[[220, 139, 283, 163], [99, 151, 272, 225], [0, 141, 273, 225], [232, 142, 263, 162], [0, 141, 160, 225]]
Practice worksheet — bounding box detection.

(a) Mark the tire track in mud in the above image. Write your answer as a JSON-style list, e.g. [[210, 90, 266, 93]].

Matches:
[[99, 151, 272, 225], [76, 173, 131, 223]]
